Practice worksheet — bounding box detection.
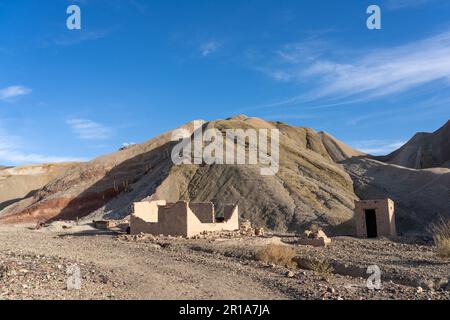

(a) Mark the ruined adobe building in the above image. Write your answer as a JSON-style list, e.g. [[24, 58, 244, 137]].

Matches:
[[355, 199, 397, 238], [130, 200, 239, 237]]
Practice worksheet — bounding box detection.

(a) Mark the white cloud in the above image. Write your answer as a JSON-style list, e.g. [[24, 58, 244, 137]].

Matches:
[[0, 129, 85, 165], [0, 150, 84, 164], [349, 139, 406, 155], [67, 118, 112, 140], [200, 40, 221, 57], [0, 86, 31, 101], [262, 31, 450, 107]]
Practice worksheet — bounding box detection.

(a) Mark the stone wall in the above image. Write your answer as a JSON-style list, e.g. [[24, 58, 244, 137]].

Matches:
[[186, 205, 239, 238], [133, 200, 166, 223], [130, 201, 188, 236], [130, 200, 239, 238]]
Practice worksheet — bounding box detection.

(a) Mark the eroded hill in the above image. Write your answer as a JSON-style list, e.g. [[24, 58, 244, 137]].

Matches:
[[0, 163, 80, 211], [378, 120, 450, 169], [1, 116, 448, 236], [0, 116, 360, 234], [343, 157, 450, 234]]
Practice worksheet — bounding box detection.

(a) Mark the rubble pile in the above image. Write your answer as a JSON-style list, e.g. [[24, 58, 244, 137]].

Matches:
[[118, 233, 158, 242], [190, 230, 242, 239], [239, 220, 265, 237], [94, 219, 129, 231], [298, 228, 332, 247]]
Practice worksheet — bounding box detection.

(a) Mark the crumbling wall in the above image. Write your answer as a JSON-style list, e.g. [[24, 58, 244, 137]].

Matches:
[[130, 201, 239, 238], [130, 201, 188, 236], [133, 200, 166, 222], [186, 205, 239, 237], [189, 203, 215, 223], [223, 205, 238, 222]]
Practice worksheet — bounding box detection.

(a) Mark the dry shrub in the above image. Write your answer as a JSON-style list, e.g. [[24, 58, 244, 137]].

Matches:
[[429, 217, 450, 258], [309, 223, 320, 233], [256, 244, 297, 268], [304, 259, 334, 280]]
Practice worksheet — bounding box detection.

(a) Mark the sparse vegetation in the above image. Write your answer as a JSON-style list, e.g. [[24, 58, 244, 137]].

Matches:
[[256, 244, 297, 268], [429, 217, 450, 258], [123, 179, 130, 192], [303, 258, 334, 280], [309, 223, 320, 233]]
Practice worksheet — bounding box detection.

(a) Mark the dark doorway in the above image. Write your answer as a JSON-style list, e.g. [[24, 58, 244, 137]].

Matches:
[[365, 209, 378, 238]]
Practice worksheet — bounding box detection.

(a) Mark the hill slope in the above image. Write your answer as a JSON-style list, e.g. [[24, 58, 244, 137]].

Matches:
[[379, 120, 450, 169], [319, 131, 366, 162], [2, 117, 447, 235], [0, 163, 80, 211], [0, 116, 358, 234], [343, 157, 450, 234]]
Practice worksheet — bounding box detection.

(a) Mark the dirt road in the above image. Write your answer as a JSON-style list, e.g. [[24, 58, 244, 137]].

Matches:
[[0, 224, 298, 299], [0, 224, 449, 300]]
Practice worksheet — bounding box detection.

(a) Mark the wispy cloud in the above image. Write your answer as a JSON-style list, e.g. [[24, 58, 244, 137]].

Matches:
[[67, 118, 113, 140], [0, 150, 84, 164], [0, 128, 84, 165], [346, 110, 399, 126], [259, 31, 450, 107], [53, 30, 109, 46], [200, 40, 221, 57], [349, 139, 406, 155], [385, 0, 441, 10], [128, 0, 148, 15], [0, 86, 31, 101]]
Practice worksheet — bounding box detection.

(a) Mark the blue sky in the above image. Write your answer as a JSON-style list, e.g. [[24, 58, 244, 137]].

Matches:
[[1, 0, 450, 165]]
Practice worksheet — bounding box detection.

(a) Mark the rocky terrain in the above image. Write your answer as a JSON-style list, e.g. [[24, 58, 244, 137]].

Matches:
[[0, 224, 448, 300]]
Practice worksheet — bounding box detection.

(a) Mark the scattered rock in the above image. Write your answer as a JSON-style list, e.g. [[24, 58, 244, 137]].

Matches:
[[436, 278, 448, 290], [255, 227, 265, 236], [420, 279, 435, 290], [99, 275, 109, 284], [286, 271, 295, 278]]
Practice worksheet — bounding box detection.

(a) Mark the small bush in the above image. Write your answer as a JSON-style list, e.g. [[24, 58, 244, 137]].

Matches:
[[304, 259, 334, 280], [437, 238, 450, 258], [256, 244, 297, 268], [309, 223, 320, 233], [429, 218, 450, 258]]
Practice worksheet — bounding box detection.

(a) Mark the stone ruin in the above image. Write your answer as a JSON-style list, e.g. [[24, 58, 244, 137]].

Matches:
[[130, 200, 239, 238], [355, 199, 396, 238]]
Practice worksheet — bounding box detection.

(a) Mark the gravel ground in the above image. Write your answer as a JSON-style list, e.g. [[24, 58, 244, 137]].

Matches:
[[0, 224, 449, 300]]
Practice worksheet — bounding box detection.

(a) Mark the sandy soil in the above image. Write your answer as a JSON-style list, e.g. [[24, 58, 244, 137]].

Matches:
[[0, 224, 448, 300]]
